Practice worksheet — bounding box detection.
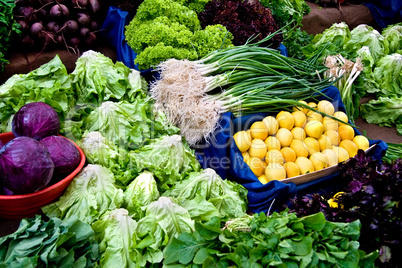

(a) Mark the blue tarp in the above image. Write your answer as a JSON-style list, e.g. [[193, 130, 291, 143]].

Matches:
[[364, 0, 402, 29]]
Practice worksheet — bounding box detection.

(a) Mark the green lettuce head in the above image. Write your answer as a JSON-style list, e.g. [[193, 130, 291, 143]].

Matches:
[[343, 24, 388, 62], [128, 134, 201, 190], [373, 53, 402, 97], [92, 208, 141, 267], [42, 164, 124, 224], [164, 168, 248, 221], [123, 171, 160, 219], [382, 23, 402, 54], [135, 196, 194, 265]]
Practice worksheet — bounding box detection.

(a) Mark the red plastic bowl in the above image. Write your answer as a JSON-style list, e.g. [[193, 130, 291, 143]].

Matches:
[[0, 132, 86, 219]]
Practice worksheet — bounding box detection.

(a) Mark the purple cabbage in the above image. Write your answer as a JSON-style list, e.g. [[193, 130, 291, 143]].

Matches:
[[40, 135, 81, 178], [0, 136, 54, 194], [12, 102, 60, 140]]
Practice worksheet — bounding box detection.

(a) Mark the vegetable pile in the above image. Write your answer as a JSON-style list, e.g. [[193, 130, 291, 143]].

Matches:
[[0, 215, 99, 267], [163, 211, 377, 267], [125, 0, 234, 70], [198, 0, 282, 47], [232, 99, 369, 183], [285, 150, 401, 267], [12, 0, 107, 54], [302, 22, 402, 132], [0, 102, 81, 195]]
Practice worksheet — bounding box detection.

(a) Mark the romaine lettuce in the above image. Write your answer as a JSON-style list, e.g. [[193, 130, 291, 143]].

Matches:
[[372, 53, 402, 97], [123, 171, 160, 219], [42, 164, 124, 224], [382, 23, 402, 54], [164, 168, 248, 220], [92, 208, 140, 268], [128, 135, 201, 190], [135, 196, 194, 265]]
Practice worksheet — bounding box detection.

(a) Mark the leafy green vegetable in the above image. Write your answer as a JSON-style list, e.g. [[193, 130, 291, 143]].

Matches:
[[383, 143, 402, 164], [128, 135, 201, 190], [92, 208, 140, 267], [343, 24, 388, 62], [163, 211, 377, 267], [135, 196, 195, 266], [129, 0, 201, 32], [123, 171, 160, 219], [42, 164, 124, 224], [372, 53, 402, 97], [381, 23, 402, 54], [0, 55, 73, 132], [0, 0, 20, 71], [360, 96, 402, 135], [163, 168, 248, 221], [260, 0, 312, 59], [302, 22, 351, 60], [84, 100, 152, 149], [0, 215, 99, 267], [125, 0, 233, 70]]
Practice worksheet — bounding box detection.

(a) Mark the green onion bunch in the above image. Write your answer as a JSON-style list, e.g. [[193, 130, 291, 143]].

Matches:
[[150, 34, 336, 145]]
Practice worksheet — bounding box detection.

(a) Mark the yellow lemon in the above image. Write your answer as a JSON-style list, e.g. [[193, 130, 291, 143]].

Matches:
[[247, 157, 265, 177], [233, 130, 252, 152], [322, 116, 338, 132], [246, 130, 252, 142], [265, 163, 287, 181], [324, 130, 340, 146], [317, 134, 332, 151], [258, 174, 270, 184], [317, 100, 335, 116], [304, 137, 320, 156], [291, 127, 306, 141], [242, 151, 250, 163], [276, 128, 293, 147], [309, 152, 329, 171], [280, 147, 297, 163], [276, 111, 295, 130], [295, 157, 315, 175], [306, 111, 323, 122], [339, 139, 358, 158], [250, 121, 269, 140], [322, 149, 338, 167], [262, 116, 279, 135], [290, 139, 309, 158], [292, 100, 309, 114], [353, 135, 370, 151], [332, 146, 350, 163], [333, 111, 349, 125], [307, 101, 317, 110], [249, 139, 267, 159], [283, 162, 301, 178], [265, 136, 281, 151], [292, 111, 307, 128], [305, 121, 324, 139], [338, 124, 355, 140], [265, 149, 285, 165]]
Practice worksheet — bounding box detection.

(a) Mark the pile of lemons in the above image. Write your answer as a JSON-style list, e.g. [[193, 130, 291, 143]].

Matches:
[[233, 100, 370, 185]]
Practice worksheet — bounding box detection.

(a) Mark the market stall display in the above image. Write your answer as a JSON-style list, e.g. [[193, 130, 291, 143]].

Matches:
[[0, 0, 401, 267]]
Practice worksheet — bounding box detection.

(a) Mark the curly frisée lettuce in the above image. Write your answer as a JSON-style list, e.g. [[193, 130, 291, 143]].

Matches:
[[123, 171, 160, 219], [163, 168, 248, 221], [42, 164, 124, 224], [92, 209, 140, 268], [128, 135, 201, 190]]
